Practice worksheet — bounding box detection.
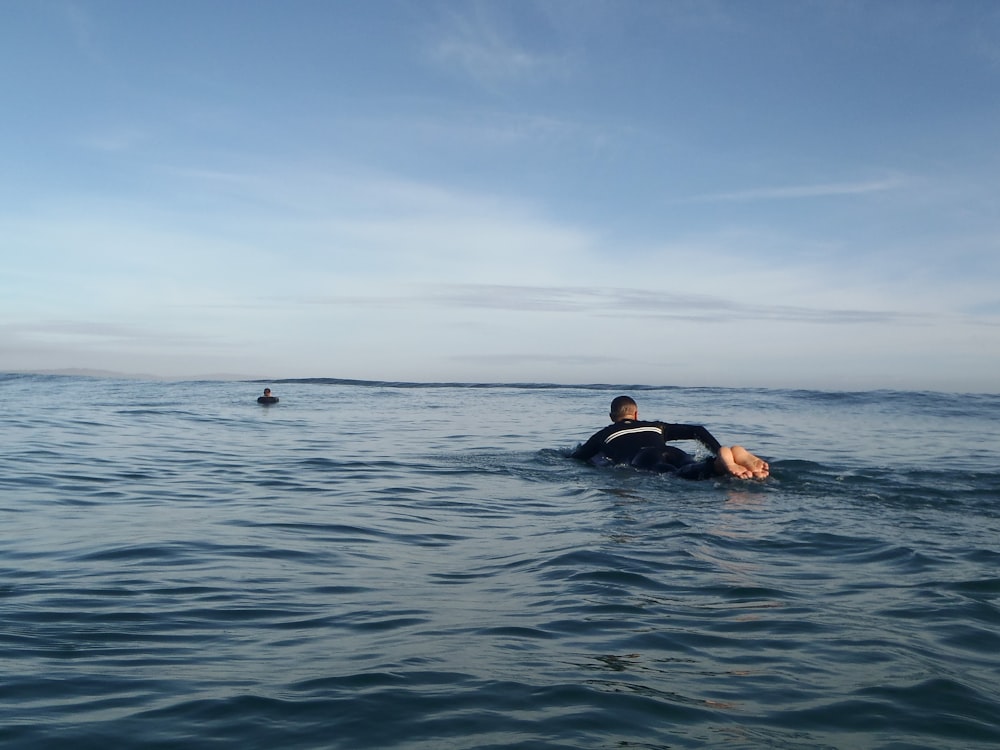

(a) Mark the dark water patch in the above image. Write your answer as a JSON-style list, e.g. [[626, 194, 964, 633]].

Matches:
[[769, 678, 1000, 743], [70, 543, 197, 564], [950, 575, 1000, 595], [940, 623, 1000, 653]]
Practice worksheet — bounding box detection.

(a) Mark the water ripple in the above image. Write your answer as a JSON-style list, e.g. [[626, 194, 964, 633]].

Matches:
[[2, 377, 999, 749]]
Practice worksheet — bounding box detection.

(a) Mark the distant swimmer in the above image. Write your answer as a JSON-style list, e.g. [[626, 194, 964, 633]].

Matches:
[[257, 388, 279, 405], [571, 395, 769, 480]]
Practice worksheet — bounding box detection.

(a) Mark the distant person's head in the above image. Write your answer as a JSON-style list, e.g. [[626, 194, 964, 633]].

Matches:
[[610, 395, 638, 422], [263, 388, 271, 396]]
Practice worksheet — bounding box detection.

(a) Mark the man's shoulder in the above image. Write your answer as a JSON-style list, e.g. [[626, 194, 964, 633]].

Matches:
[[602, 420, 666, 439], [618, 419, 665, 430], [580, 419, 664, 444], [582, 422, 617, 441]]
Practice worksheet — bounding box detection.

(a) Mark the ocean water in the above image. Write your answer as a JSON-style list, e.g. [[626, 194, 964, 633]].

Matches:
[[2, 374, 999, 750]]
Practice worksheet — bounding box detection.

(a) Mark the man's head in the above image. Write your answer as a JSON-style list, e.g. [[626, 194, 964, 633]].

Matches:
[[263, 388, 271, 396], [610, 395, 638, 422]]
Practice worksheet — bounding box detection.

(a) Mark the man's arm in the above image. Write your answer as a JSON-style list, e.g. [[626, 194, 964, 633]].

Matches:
[[659, 423, 723, 454], [571, 428, 609, 461]]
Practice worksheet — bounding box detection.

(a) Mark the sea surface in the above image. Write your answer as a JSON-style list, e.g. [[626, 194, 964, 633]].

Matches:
[[2, 374, 999, 750]]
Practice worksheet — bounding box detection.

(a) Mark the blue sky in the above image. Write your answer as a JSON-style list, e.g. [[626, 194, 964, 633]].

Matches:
[[3, 0, 999, 391]]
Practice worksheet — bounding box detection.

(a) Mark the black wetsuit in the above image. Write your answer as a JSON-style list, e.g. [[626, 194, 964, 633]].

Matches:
[[571, 419, 722, 480]]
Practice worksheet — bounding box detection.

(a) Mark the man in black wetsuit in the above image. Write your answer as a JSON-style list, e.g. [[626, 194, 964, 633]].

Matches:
[[257, 388, 279, 404], [572, 395, 769, 479]]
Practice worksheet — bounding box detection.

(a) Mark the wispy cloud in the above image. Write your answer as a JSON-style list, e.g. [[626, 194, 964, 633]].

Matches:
[[324, 283, 919, 326], [4, 320, 218, 349], [425, 3, 568, 84], [690, 177, 908, 203], [81, 126, 150, 153], [450, 353, 621, 369], [56, 1, 103, 63]]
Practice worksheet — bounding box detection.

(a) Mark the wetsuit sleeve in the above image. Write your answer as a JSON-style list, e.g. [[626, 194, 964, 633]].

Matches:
[[659, 423, 723, 454], [571, 428, 609, 461]]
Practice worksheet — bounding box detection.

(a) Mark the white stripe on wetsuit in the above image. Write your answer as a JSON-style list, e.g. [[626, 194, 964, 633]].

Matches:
[[603, 426, 662, 444]]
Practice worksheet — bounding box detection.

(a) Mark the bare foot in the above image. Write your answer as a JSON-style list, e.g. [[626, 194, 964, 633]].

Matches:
[[731, 446, 770, 478], [716, 448, 754, 479], [720, 446, 770, 479], [749, 458, 770, 479]]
